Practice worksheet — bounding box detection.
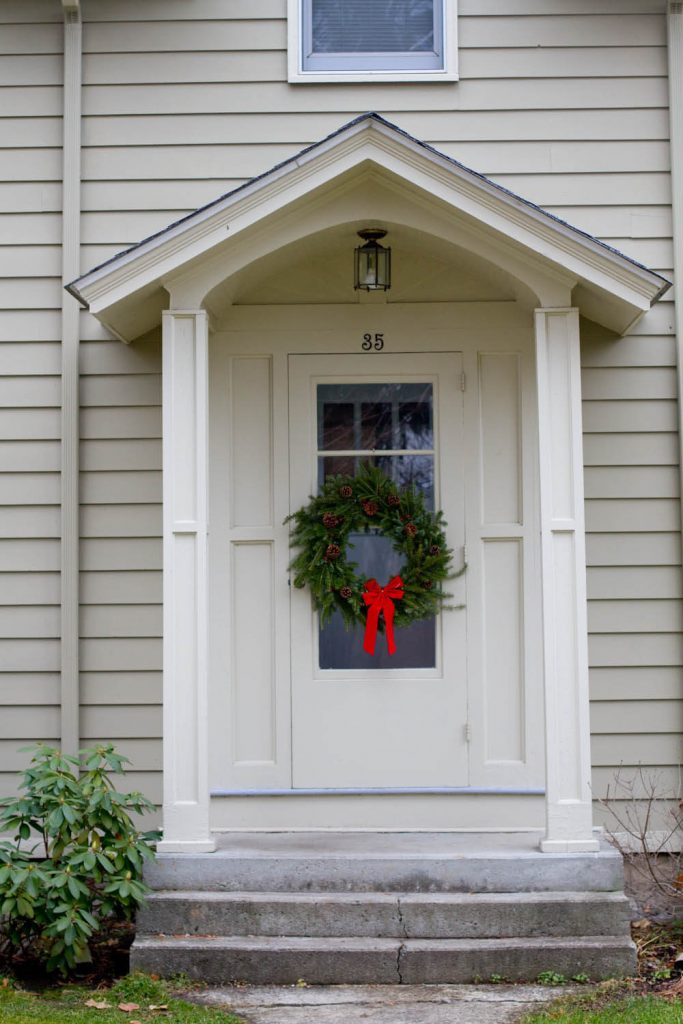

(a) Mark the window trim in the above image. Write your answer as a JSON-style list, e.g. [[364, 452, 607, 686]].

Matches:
[[287, 0, 458, 83]]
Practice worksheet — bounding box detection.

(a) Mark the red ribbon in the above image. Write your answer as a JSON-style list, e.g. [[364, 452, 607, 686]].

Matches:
[[362, 576, 404, 656]]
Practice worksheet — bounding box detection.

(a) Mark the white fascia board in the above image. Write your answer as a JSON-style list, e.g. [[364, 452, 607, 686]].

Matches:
[[68, 116, 669, 325], [366, 122, 667, 307]]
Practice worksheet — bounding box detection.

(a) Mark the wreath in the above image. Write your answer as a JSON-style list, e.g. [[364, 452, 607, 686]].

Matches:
[[285, 464, 461, 655]]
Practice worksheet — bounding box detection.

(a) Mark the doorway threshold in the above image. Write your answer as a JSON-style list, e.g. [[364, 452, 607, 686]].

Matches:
[[210, 787, 545, 797]]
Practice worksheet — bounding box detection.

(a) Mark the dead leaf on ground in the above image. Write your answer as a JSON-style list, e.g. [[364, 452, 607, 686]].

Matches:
[[84, 998, 110, 1009], [118, 1003, 140, 1012], [148, 1005, 169, 1011]]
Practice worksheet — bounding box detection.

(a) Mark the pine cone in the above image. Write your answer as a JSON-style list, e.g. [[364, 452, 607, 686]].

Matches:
[[404, 522, 418, 537], [422, 579, 433, 590], [339, 585, 353, 599], [387, 494, 401, 507], [339, 485, 353, 499], [362, 499, 378, 517], [322, 512, 341, 528], [324, 543, 341, 561], [429, 545, 440, 556]]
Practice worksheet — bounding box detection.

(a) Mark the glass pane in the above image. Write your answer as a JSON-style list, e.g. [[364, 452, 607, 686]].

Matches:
[[321, 402, 354, 451], [317, 383, 433, 451], [398, 400, 433, 450], [319, 534, 436, 669], [315, 381, 437, 672], [375, 454, 434, 509], [318, 454, 434, 509], [360, 402, 393, 450], [311, 0, 435, 53]]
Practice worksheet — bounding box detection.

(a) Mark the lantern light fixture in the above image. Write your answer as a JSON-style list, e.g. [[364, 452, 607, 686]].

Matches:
[[354, 228, 391, 292]]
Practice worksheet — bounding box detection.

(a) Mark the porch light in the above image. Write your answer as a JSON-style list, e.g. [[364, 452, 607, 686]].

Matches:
[[354, 228, 391, 291]]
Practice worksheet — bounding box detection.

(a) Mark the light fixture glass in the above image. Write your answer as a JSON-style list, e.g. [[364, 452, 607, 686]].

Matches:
[[354, 228, 391, 291]]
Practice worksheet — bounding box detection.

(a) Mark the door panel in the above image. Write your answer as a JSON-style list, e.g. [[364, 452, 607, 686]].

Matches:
[[289, 353, 467, 788]]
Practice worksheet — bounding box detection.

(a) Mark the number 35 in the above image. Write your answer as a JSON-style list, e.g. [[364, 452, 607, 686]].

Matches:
[[362, 333, 384, 351]]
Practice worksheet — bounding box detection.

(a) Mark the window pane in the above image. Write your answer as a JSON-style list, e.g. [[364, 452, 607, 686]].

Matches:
[[319, 533, 437, 669], [321, 402, 354, 451], [374, 454, 434, 509], [317, 383, 433, 451], [311, 0, 435, 53], [361, 401, 393, 450], [315, 381, 437, 671], [398, 400, 433, 449]]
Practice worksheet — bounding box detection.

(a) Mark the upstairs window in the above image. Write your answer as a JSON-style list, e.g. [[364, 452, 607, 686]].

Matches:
[[288, 0, 457, 82]]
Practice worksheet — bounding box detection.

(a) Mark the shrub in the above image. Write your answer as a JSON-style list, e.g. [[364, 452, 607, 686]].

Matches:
[[0, 743, 160, 974]]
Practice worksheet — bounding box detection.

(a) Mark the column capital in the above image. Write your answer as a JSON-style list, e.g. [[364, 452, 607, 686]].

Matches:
[[534, 306, 580, 314]]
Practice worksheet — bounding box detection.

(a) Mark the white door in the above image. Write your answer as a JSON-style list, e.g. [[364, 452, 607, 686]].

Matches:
[[289, 353, 468, 789]]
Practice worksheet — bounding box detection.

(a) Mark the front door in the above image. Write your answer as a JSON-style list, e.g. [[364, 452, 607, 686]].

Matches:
[[289, 353, 467, 789]]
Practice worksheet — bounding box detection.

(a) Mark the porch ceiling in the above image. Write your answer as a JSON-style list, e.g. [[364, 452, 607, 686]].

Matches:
[[66, 113, 670, 342]]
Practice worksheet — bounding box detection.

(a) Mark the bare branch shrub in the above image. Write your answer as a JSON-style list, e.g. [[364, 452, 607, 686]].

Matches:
[[599, 766, 683, 909]]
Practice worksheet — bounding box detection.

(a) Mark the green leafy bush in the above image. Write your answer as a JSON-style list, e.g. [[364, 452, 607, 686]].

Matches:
[[0, 744, 160, 974]]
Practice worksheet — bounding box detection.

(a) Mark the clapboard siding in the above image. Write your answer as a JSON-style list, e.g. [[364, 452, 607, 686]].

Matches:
[[80, 141, 671, 181], [78, 319, 161, 797], [82, 80, 669, 118], [82, 109, 673, 148], [0, 0, 63, 792], [0, 0, 677, 814], [583, 295, 681, 793], [81, 48, 668, 83], [592, 765, 681, 801]]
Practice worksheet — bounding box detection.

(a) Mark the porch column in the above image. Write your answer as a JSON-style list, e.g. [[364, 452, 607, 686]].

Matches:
[[158, 309, 216, 853], [535, 308, 599, 853]]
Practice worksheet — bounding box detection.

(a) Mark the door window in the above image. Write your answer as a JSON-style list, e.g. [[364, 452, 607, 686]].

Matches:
[[316, 382, 437, 670]]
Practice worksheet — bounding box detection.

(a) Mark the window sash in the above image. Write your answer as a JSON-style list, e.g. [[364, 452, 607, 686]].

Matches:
[[302, 0, 444, 72]]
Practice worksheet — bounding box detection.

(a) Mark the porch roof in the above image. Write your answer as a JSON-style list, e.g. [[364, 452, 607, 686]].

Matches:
[[67, 112, 671, 341]]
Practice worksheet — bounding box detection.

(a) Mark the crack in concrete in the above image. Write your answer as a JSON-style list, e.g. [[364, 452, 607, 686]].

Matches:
[[396, 897, 408, 939], [396, 942, 406, 984]]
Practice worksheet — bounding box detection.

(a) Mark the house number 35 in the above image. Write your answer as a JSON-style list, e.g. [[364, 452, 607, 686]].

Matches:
[[362, 333, 384, 351]]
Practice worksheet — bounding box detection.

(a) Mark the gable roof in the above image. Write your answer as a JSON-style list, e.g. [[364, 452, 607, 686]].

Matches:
[[67, 112, 670, 339]]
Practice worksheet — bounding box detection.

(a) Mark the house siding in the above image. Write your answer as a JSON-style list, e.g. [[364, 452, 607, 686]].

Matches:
[[0, 0, 679, 819], [0, 1, 63, 799]]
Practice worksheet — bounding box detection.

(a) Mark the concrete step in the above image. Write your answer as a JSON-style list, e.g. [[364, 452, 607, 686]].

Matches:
[[145, 833, 624, 894], [130, 933, 637, 985], [137, 890, 633, 939]]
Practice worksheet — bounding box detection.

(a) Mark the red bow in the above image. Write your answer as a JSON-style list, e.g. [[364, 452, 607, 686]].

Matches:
[[362, 576, 404, 656]]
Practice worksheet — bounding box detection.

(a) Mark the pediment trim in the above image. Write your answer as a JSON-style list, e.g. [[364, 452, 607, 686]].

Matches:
[[67, 113, 669, 339]]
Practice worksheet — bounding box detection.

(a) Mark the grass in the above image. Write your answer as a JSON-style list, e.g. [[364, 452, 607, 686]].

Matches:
[[520, 976, 683, 1024], [522, 995, 683, 1023], [0, 974, 243, 1024]]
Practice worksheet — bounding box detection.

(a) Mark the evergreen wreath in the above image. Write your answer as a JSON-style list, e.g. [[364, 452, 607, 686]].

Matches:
[[286, 464, 462, 633]]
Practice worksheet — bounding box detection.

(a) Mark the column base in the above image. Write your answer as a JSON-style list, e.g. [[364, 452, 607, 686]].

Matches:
[[157, 838, 217, 854], [540, 837, 601, 854]]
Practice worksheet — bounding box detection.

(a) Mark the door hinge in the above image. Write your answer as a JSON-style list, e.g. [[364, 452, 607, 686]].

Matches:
[[464, 723, 471, 743], [460, 371, 466, 392]]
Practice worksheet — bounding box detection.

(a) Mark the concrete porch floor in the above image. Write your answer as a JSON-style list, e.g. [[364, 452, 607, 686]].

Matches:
[[145, 829, 625, 894]]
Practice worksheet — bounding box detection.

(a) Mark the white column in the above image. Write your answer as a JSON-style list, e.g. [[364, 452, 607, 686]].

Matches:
[[158, 310, 216, 853], [535, 308, 599, 853]]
